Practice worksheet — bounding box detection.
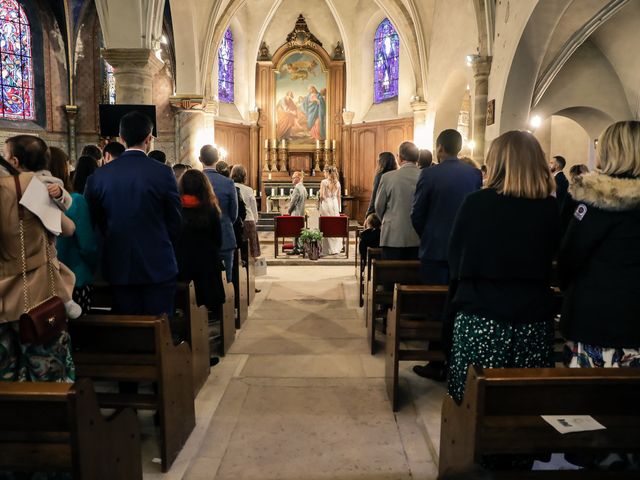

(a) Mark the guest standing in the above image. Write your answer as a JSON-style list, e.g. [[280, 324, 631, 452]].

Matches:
[[559, 121, 640, 369], [175, 170, 225, 310], [319, 166, 342, 255], [374, 142, 420, 260], [232, 165, 261, 258], [85, 111, 181, 316], [49, 148, 98, 313], [550, 155, 569, 205], [365, 152, 397, 217], [288, 171, 307, 216], [417, 149, 433, 169], [447, 130, 559, 403], [200, 146, 238, 282], [102, 141, 125, 165]]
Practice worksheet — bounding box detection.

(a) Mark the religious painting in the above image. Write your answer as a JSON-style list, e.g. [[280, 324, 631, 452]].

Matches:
[[275, 51, 327, 145]]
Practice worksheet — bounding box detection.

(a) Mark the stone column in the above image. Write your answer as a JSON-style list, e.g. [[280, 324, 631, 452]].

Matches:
[[63, 105, 78, 163], [170, 96, 205, 167], [102, 48, 164, 104], [410, 98, 429, 148], [471, 56, 492, 165], [248, 109, 260, 190]]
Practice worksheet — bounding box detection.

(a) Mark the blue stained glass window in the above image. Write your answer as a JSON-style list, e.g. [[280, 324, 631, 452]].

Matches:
[[218, 27, 234, 103], [0, 0, 34, 119], [104, 61, 116, 104], [374, 18, 399, 103]]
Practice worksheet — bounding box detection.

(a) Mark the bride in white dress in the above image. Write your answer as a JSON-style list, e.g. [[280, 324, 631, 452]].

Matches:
[[319, 166, 343, 255]]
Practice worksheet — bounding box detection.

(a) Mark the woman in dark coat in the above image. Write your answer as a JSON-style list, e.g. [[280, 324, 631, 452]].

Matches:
[[365, 151, 397, 218], [176, 170, 225, 309], [559, 120, 640, 369]]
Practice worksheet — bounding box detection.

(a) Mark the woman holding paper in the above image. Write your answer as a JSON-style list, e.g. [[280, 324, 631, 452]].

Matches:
[[0, 135, 77, 382]]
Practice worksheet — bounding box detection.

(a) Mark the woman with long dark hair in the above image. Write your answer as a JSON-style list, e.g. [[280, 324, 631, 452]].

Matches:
[[175, 169, 225, 310], [365, 151, 397, 217]]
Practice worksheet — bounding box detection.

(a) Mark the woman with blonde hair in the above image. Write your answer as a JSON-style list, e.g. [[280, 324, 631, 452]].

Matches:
[[559, 121, 640, 371], [319, 165, 342, 255], [446, 130, 559, 403]]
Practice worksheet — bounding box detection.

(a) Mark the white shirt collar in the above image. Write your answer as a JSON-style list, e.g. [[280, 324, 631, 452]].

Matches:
[[125, 147, 147, 154]]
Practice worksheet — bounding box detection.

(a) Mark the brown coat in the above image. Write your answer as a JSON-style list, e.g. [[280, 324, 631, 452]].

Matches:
[[0, 172, 74, 323]]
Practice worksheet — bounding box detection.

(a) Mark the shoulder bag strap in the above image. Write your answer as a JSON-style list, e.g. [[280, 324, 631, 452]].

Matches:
[[13, 175, 30, 311]]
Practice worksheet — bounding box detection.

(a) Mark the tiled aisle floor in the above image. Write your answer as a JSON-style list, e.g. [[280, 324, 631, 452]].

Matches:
[[143, 266, 446, 480]]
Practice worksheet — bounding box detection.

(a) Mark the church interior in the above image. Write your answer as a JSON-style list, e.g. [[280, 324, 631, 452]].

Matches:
[[1, 0, 640, 478]]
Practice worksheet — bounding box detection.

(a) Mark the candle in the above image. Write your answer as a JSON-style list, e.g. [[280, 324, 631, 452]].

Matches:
[[332, 139, 336, 149], [310, 188, 313, 196], [264, 139, 269, 149], [345, 189, 349, 196], [271, 188, 275, 197], [280, 188, 284, 196], [271, 138, 277, 148], [316, 139, 320, 149], [325, 139, 330, 149], [281, 139, 286, 148], [268, 173, 272, 180], [253, 189, 257, 196]]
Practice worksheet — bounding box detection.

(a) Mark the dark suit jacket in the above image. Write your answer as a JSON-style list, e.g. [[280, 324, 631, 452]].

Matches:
[[411, 157, 482, 262], [84, 149, 181, 285], [554, 171, 569, 205], [203, 169, 238, 253]]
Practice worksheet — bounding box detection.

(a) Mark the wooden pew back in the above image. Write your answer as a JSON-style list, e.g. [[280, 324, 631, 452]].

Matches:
[[0, 379, 142, 479], [70, 315, 195, 472], [440, 366, 640, 477], [360, 247, 382, 308], [366, 259, 422, 354], [385, 285, 448, 411]]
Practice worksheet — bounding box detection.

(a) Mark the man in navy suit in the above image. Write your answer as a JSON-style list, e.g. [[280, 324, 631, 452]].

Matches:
[[410, 129, 482, 380], [200, 145, 238, 282], [85, 111, 181, 316]]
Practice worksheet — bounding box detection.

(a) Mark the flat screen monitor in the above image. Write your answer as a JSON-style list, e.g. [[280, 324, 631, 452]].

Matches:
[[98, 104, 157, 138]]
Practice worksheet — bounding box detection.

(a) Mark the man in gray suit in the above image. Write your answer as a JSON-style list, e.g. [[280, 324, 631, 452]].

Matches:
[[288, 171, 307, 216], [374, 141, 421, 260]]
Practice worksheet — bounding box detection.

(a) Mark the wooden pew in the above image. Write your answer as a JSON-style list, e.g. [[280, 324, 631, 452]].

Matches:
[[385, 285, 448, 411], [233, 248, 249, 329], [175, 281, 210, 395], [218, 272, 236, 355], [0, 378, 142, 479], [247, 252, 256, 306], [69, 314, 195, 472], [90, 281, 209, 395], [439, 366, 640, 478], [365, 259, 422, 354], [360, 246, 382, 308]]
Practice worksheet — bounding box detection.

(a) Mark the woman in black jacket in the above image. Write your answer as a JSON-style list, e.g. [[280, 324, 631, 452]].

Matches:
[[447, 131, 559, 403], [365, 152, 397, 218], [176, 170, 225, 310], [559, 120, 640, 369]]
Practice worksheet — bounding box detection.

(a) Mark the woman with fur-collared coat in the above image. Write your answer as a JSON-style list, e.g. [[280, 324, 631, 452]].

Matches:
[[559, 121, 640, 369]]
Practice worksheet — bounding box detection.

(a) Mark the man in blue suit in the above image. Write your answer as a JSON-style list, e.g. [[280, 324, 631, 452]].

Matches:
[[410, 129, 482, 380], [200, 145, 238, 282], [85, 111, 181, 316]]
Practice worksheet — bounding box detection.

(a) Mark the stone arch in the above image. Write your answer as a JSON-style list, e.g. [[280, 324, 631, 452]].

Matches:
[[433, 69, 470, 137]]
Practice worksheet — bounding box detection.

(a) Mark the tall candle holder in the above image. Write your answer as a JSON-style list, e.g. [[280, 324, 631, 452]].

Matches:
[[263, 143, 271, 171], [323, 147, 332, 171], [277, 145, 288, 172], [314, 147, 321, 173], [269, 146, 278, 172]]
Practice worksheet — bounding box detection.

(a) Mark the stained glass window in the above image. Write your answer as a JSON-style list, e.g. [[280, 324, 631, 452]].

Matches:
[[218, 27, 234, 103], [104, 61, 116, 104], [0, 0, 34, 119], [374, 18, 399, 103]]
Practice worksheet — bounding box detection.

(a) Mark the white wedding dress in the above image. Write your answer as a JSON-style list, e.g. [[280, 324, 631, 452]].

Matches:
[[319, 179, 343, 255]]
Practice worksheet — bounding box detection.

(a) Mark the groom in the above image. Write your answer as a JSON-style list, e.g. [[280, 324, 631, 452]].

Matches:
[[288, 171, 307, 254]]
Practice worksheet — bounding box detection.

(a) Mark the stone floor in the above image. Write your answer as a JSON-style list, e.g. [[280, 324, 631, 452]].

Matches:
[[142, 266, 446, 480]]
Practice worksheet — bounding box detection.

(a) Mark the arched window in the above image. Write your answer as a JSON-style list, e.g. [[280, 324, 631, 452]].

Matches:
[[0, 0, 34, 119], [103, 61, 116, 104], [218, 27, 234, 103], [373, 18, 399, 104]]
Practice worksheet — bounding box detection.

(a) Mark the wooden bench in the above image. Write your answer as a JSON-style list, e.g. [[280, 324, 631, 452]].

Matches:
[[0, 378, 142, 479], [90, 281, 209, 394], [360, 246, 382, 308], [385, 285, 448, 411], [247, 250, 256, 306], [175, 281, 210, 394], [233, 248, 249, 329], [69, 314, 195, 472], [218, 272, 236, 355], [365, 259, 422, 354], [439, 366, 640, 478]]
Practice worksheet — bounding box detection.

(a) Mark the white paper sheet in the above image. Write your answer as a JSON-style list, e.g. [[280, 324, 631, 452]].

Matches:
[[541, 415, 606, 434], [19, 177, 62, 235]]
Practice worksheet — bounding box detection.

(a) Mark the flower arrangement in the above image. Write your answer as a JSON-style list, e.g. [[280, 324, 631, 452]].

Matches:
[[299, 228, 323, 260]]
